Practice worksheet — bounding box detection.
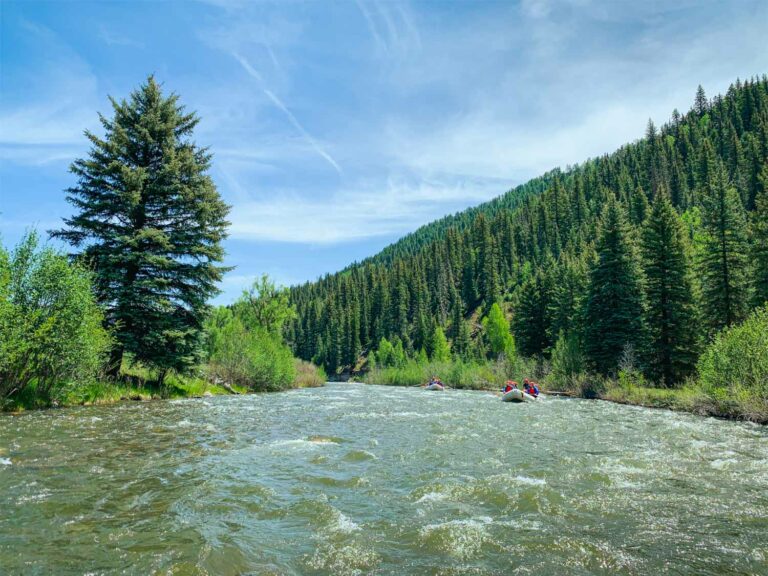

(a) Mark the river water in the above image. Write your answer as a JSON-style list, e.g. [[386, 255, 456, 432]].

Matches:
[[1, 384, 766, 575]]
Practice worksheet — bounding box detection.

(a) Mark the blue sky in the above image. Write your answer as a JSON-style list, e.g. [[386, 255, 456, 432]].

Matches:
[[1, 0, 766, 303]]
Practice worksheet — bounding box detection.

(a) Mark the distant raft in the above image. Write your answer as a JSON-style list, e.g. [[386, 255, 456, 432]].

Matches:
[[425, 382, 445, 391], [502, 389, 538, 402]]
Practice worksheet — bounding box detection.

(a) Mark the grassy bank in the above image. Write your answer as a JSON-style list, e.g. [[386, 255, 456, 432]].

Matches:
[[547, 369, 767, 424], [366, 357, 539, 390], [552, 308, 768, 424], [3, 359, 326, 413], [366, 346, 767, 425], [558, 375, 768, 424]]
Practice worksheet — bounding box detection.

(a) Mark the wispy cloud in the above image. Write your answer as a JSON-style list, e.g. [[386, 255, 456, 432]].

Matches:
[[232, 52, 342, 176], [354, 0, 421, 58], [98, 26, 144, 48], [355, 0, 385, 54], [227, 174, 503, 244], [0, 20, 99, 164]]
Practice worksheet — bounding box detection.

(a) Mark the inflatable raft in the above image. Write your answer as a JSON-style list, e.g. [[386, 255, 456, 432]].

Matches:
[[502, 389, 538, 402], [425, 383, 445, 391]]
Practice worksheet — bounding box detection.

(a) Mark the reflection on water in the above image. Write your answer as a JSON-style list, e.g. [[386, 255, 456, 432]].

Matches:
[[1, 384, 766, 575]]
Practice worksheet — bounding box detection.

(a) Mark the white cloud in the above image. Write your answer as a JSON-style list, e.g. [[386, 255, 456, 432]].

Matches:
[[0, 20, 100, 161], [227, 174, 504, 244]]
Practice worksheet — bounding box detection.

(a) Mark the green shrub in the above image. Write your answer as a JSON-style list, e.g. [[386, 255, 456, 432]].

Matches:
[[374, 336, 407, 368], [482, 303, 516, 359], [430, 327, 452, 362], [204, 307, 296, 391], [549, 331, 586, 388], [695, 307, 768, 421], [0, 233, 110, 408], [293, 360, 326, 388]]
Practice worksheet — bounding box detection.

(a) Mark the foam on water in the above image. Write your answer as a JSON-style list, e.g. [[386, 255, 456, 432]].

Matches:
[[514, 475, 547, 486], [266, 438, 338, 450], [416, 491, 448, 504], [308, 542, 379, 576], [0, 457, 10, 466], [332, 510, 361, 533], [419, 517, 494, 561]]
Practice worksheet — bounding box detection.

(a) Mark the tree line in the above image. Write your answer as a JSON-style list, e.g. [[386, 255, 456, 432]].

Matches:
[[287, 77, 768, 388]]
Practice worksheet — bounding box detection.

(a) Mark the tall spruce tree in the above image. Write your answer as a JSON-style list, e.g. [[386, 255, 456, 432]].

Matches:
[[751, 163, 768, 306], [584, 196, 646, 375], [513, 270, 553, 357], [453, 319, 473, 361], [640, 191, 700, 385], [699, 163, 750, 332], [51, 77, 230, 378]]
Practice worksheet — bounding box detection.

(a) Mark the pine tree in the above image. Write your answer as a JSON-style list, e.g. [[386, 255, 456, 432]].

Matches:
[[751, 162, 768, 306], [453, 319, 473, 361], [699, 163, 750, 332], [584, 196, 646, 375], [641, 191, 700, 385], [694, 85, 708, 116], [513, 271, 553, 357], [51, 77, 230, 379], [629, 186, 650, 226], [449, 298, 463, 340], [548, 255, 587, 342]]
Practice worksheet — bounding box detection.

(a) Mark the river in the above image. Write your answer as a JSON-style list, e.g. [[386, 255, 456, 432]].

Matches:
[[1, 384, 766, 575]]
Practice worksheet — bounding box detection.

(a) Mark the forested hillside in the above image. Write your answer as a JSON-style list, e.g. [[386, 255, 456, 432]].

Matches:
[[287, 77, 768, 386]]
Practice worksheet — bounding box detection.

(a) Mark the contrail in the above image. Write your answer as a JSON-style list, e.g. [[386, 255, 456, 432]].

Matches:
[[232, 52, 263, 82], [262, 89, 343, 175], [355, 0, 385, 54], [232, 52, 342, 176]]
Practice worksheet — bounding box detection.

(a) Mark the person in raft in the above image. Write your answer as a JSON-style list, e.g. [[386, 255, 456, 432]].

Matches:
[[428, 376, 443, 387], [503, 380, 518, 393], [524, 379, 540, 397]]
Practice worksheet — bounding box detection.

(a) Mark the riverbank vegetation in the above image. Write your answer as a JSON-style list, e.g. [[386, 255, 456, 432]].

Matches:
[[289, 78, 768, 423], [0, 77, 323, 412], [205, 275, 326, 392], [552, 308, 768, 422]]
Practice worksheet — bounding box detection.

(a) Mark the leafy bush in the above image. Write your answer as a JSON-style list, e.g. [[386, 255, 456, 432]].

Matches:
[[374, 336, 406, 368], [0, 233, 110, 408], [549, 331, 586, 388], [695, 307, 768, 420], [482, 303, 516, 359], [204, 307, 296, 391], [293, 360, 327, 388], [430, 327, 451, 362]]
